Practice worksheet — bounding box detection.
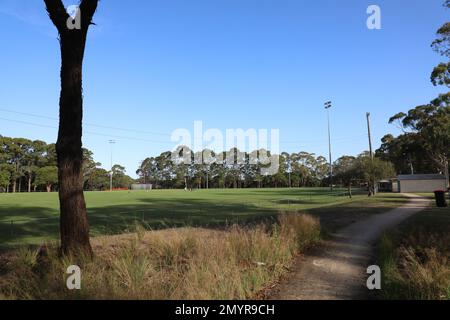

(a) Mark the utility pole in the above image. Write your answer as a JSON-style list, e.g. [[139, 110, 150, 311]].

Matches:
[[407, 153, 414, 175], [366, 113, 375, 195], [366, 113, 374, 159], [109, 140, 116, 192], [288, 170, 291, 188], [325, 101, 333, 192]]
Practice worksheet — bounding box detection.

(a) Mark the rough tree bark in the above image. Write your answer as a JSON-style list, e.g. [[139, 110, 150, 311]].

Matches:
[[44, 0, 99, 257]]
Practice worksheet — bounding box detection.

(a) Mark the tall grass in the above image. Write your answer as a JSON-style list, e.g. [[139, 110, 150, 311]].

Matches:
[[0, 213, 320, 300], [379, 228, 450, 300]]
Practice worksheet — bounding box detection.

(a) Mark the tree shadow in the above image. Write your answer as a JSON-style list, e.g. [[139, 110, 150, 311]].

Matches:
[[0, 199, 279, 249], [0, 192, 409, 250], [0, 206, 59, 249]]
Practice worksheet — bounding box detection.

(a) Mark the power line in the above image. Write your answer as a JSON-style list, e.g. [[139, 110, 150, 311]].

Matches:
[[0, 108, 368, 145], [0, 116, 370, 149], [0, 111, 371, 150], [0, 117, 173, 144], [0, 108, 171, 137]]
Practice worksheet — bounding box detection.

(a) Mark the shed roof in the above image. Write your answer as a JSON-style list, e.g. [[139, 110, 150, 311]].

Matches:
[[397, 174, 446, 181]]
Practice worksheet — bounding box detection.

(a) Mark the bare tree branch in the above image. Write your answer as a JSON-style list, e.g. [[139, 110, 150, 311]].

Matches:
[[44, 0, 69, 33], [79, 0, 99, 31], [44, 0, 99, 34]]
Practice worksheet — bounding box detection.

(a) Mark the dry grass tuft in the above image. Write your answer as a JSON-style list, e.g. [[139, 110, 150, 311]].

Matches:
[[380, 227, 450, 300], [0, 214, 320, 300]]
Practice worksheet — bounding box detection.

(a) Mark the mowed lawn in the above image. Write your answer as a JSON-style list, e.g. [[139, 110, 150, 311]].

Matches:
[[0, 188, 409, 248]]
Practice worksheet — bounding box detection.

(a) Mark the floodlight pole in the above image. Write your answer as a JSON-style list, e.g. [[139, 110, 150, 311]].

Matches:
[[325, 101, 333, 192], [366, 113, 376, 195], [109, 140, 116, 192]]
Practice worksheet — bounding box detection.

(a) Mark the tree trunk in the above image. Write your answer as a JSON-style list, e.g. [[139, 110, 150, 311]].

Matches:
[[45, 0, 99, 258], [57, 35, 92, 257], [47, 184, 52, 193], [444, 159, 449, 189], [28, 175, 32, 193]]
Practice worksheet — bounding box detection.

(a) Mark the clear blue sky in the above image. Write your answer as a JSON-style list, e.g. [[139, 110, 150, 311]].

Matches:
[[0, 0, 447, 177]]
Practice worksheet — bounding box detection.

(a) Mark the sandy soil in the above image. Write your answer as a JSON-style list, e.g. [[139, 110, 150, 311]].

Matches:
[[270, 194, 429, 300]]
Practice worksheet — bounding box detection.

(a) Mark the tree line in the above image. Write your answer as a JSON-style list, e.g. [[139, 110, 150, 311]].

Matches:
[[135, 147, 395, 192], [0, 135, 398, 194], [0, 136, 133, 193]]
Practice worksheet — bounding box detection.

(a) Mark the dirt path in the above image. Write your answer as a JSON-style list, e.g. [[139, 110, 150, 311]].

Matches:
[[271, 194, 429, 300]]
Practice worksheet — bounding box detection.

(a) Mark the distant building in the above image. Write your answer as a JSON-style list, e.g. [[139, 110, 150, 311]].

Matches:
[[378, 179, 395, 192], [397, 174, 447, 193], [131, 184, 153, 191]]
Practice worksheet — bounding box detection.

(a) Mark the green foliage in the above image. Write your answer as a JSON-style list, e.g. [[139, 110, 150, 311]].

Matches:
[[333, 153, 395, 188], [0, 135, 133, 192], [376, 133, 434, 175], [137, 148, 332, 189], [34, 166, 58, 191], [333, 155, 357, 185], [0, 166, 11, 188], [385, 101, 450, 183], [84, 167, 110, 191], [431, 62, 450, 87], [432, 21, 450, 58], [111, 165, 133, 189]]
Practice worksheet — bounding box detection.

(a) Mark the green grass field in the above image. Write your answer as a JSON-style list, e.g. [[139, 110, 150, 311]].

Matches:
[[0, 188, 409, 248]]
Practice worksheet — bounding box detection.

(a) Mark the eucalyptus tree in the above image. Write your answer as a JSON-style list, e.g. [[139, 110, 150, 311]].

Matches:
[[44, 0, 99, 256], [23, 140, 47, 192], [333, 156, 357, 197], [387, 2, 450, 187], [0, 164, 12, 192], [281, 152, 293, 188], [35, 166, 58, 192]]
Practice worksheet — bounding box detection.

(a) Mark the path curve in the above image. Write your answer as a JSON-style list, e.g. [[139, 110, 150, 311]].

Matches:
[[271, 194, 429, 300]]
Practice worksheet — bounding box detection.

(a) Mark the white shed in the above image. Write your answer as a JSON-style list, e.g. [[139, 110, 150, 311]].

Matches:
[[397, 174, 447, 193]]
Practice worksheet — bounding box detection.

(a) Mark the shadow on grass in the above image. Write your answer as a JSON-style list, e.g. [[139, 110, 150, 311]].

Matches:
[[0, 192, 410, 250], [0, 199, 279, 249]]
